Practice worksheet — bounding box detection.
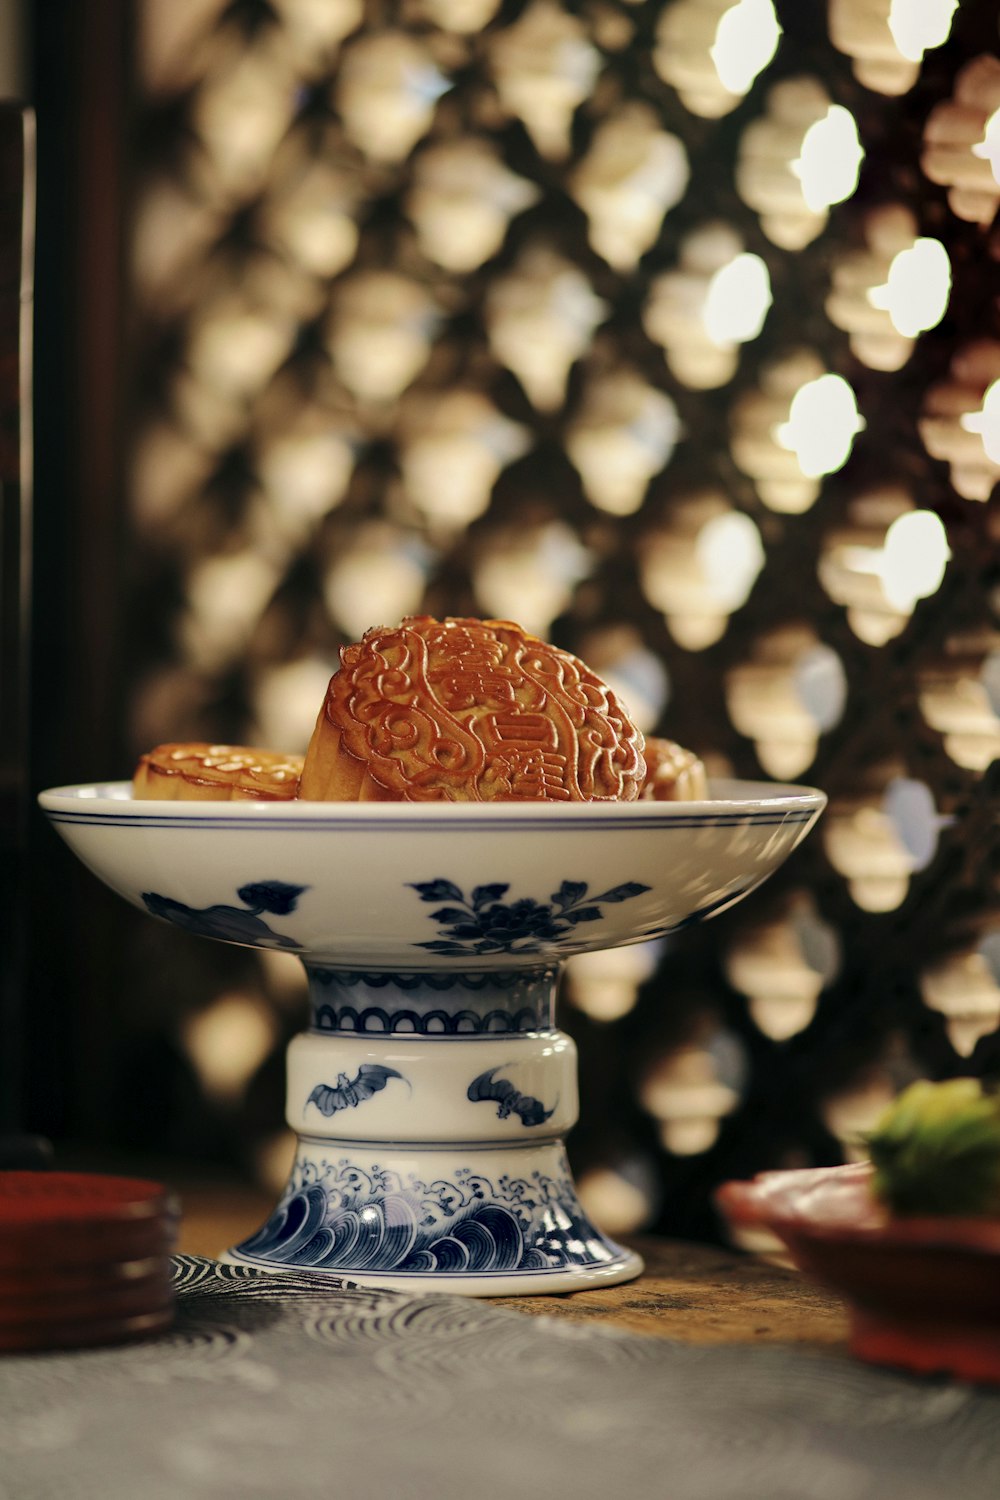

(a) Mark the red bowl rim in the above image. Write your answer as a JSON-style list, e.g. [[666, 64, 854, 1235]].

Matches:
[[716, 1162, 1000, 1256]]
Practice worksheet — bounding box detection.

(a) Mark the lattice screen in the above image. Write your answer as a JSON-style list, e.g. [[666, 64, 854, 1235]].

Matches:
[[115, 0, 1000, 1241]]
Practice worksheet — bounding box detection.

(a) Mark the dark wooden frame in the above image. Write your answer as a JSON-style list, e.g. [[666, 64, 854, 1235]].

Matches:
[[0, 103, 34, 1131], [22, 0, 132, 1140]]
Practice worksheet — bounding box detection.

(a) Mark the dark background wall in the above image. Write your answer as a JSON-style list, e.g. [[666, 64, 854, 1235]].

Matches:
[[19, 0, 1000, 1242]]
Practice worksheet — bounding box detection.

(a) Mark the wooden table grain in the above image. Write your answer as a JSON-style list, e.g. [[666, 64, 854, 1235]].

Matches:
[[173, 1178, 848, 1348], [490, 1235, 848, 1346]]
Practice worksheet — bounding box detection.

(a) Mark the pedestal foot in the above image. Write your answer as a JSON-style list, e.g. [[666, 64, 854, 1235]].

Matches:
[[225, 1141, 643, 1297]]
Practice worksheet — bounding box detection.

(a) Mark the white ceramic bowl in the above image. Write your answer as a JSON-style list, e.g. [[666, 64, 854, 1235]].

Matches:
[[40, 779, 825, 970]]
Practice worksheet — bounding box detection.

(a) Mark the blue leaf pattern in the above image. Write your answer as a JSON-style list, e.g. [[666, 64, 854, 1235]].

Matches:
[[142, 881, 307, 948], [411, 880, 465, 904], [408, 877, 651, 955]]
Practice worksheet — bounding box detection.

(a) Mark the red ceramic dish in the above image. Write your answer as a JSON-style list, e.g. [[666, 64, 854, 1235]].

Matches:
[[0, 1171, 180, 1269], [716, 1162, 1000, 1383], [0, 1305, 175, 1354]]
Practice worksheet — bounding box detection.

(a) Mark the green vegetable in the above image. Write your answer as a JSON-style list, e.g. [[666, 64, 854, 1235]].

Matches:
[[868, 1078, 1000, 1217]]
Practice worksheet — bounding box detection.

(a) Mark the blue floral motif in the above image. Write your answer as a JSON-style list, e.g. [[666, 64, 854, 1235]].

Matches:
[[408, 878, 651, 956], [234, 1159, 619, 1275], [141, 880, 306, 949]]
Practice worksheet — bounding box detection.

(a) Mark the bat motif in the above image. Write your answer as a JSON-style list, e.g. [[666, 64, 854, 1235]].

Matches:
[[466, 1067, 555, 1127], [306, 1065, 403, 1117]]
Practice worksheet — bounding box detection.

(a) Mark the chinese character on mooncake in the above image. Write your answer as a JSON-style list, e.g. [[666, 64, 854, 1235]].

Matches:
[[298, 616, 646, 803]]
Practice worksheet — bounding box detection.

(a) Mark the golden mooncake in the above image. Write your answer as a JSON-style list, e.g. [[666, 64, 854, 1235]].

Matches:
[[298, 616, 646, 803], [133, 743, 304, 802], [640, 736, 708, 802]]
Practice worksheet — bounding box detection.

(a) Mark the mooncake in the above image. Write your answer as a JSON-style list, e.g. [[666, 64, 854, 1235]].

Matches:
[[640, 736, 708, 801], [133, 743, 304, 801], [298, 615, 646, 802]]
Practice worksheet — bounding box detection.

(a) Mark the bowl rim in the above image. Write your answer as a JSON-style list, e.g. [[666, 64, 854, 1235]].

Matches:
[[38, 777, 827, 824], [717, 1162, 1000, 1255]]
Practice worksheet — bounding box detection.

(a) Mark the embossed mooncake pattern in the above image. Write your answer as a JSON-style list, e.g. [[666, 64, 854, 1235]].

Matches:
[[133, 744, 304, 801], [300, 616, 645, 802]]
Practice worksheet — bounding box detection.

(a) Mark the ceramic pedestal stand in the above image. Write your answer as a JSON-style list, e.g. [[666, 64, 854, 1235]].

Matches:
[[40, 780, 825, 1297], [228, 964, 639, 1294]]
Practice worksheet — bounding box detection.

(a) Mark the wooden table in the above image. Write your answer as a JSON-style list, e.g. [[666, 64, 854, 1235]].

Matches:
[[174, 1176, 848, 1348], [492, 1235, 848, 1346]]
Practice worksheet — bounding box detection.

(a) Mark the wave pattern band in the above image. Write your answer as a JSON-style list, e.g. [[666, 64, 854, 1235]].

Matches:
[[226, 1141, 639, 1295]]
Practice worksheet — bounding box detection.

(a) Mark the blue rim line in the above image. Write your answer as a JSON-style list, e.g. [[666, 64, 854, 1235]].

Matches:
[[45, 810, 817, 831]]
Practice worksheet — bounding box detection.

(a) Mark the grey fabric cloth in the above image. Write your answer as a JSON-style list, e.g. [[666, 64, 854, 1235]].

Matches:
[[0, 1255, 997, 1500]]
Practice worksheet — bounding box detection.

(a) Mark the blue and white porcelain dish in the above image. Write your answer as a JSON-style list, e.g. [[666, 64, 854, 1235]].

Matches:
[[40, 778, 825, 1295], [40, 779, 823, 969]]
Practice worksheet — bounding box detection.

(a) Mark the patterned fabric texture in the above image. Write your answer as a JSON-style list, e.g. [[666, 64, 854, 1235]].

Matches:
[[0, 1256, 997, 1499]]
